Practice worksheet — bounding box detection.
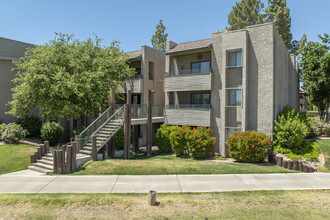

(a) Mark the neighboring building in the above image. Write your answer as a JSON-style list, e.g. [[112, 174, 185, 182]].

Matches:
[[164, 23, 299, 156], [299, 89, 310, 112], [0, 37, 37, 124], [121, 45, 165, 146]]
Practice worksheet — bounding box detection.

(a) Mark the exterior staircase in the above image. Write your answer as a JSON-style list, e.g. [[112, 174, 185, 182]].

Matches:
[[28, 152, 53, 174], [27, 104, 124, 174], [79, 120, 123, 155]]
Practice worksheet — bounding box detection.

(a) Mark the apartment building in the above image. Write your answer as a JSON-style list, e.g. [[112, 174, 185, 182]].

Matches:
[[121, 45, 165, 146], [0, 37, 38, 124], [164, 23, 299, 156]]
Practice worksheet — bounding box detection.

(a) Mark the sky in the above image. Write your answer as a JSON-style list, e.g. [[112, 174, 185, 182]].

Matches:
[[0, 0, 329, 52]]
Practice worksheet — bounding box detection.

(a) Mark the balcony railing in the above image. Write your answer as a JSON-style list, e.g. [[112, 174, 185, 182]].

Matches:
[[165, 69, 212, 77], [131, 104, 164, 119], [165, 104, 211, 110]]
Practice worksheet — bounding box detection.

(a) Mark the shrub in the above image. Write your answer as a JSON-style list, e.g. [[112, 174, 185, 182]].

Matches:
[[0, 123, 7, 139], [17, 115, 41, 137], [155, 124, 172, 153], [274, 109, 309, 149], [228, 130, 271, 163], [274, 141, 321, 162], [186, 127, 216, 159], [1, 123, 27, 144], [114, 127, 124, 150], [169, 125, 190, 156], [311, 119, 330, 137], [41, 121, 64, 146]]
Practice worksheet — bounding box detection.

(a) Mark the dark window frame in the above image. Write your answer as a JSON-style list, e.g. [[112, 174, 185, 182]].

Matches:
[[190, 60, 210, 74]]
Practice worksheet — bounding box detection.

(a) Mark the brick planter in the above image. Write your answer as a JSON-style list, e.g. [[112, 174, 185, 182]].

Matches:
[[270, 151, 316, 173]]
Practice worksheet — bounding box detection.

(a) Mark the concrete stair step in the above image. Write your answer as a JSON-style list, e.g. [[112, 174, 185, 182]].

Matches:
[[80, 149, 92, 155], [32, 162, 53, 170], [37, 159, 53, 166], [28, 165, 52, 174]]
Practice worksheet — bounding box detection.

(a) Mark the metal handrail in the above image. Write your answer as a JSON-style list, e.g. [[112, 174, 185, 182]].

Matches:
[[91, 105, 124, 137], [165, 104, 211, 110]]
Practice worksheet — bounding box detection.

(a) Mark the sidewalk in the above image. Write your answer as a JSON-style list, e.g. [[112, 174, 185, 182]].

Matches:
[[0, 173, 329, 193]]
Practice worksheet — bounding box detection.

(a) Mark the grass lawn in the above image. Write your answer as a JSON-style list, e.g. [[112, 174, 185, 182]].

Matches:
[[0, 144, 37, 175], [317, 139, 330, 172], [0, 190, 329, 219], [72, 154, 297, 175]]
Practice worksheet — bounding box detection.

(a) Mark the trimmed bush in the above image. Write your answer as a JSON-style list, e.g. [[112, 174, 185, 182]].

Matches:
[[311, 119, 330, 137], [1, 123, 27, 144], [274, 141, 321, 162], [169, 125, 191, 156], [41, 121, 64, 146], [186, 127, 216, 159], [155, 124, 172, 153], [17, 115, 41, 137], [274, 109, 309, 149], [228, 130, 271, 163], [0, 123, 6, 139]]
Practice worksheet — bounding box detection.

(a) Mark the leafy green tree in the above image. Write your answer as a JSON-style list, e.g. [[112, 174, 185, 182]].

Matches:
[[290, 34, 307, 56], [151, 20, 168, 51], [265, 0, 292, 48], [298, 34, 330, 122], [8, 33, 134, 120], [227, 0, 265, 31]]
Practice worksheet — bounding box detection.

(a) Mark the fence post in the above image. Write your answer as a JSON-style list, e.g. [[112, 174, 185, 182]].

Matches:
[[72, 142, 77, 172], [56, 150, 62, 174], [276, 156, 283, 167], [34, 152, 38, 161], [44, 141, 50, 153], [30, 154, 36, 163], [37, 147, 42, 159], [61, 145, 67, 173], [40, 144, 45, 156], [92, 135, 98, 161], [298, 161, 303, 172], [287, 160, 293, 170], [293, 160, 298, 170], [75, 135, 81, 154], [67, 145, 72, 173], [53, 150, 58, 173]]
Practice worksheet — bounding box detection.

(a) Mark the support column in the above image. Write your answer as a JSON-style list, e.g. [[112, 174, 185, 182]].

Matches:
[[92, 135, 98, 161], [108, 87, 116, 159], [132, 95, 139, 153], [147, 95, 152, 157], [124, 91, 131, 159]]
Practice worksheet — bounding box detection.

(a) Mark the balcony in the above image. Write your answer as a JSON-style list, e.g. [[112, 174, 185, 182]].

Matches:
[[120, 75, 143, 93], [164, 69, 211, 92], [164, 104, 211, 127]]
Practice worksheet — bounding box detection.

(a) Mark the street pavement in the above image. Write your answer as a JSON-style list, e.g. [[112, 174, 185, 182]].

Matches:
[[0, 172, 329, 193]]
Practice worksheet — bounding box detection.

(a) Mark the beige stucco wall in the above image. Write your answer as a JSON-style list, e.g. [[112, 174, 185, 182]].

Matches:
[[0, 38, 35, 124]]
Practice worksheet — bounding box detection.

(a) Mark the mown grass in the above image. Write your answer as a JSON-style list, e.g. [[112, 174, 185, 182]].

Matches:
[[0, 190, 329, 219], [317, 139, 330, 172], [0, 144, 37, 175], [72, 153, 297, 175]]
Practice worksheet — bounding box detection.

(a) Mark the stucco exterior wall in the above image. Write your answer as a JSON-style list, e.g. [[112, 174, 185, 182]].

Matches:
[[0, 38, 35, 124], [246, 23, 274, 136]]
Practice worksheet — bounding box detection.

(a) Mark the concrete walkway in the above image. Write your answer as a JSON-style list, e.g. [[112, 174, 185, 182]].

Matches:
[[0, 173, 329, 193]]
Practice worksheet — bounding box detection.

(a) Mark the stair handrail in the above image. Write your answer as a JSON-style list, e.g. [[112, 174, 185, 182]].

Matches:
[[91, 105, 124, 137], [76, 104, 123, 149]]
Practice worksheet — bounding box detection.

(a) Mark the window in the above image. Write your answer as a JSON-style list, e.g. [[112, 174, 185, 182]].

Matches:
[[191, 93, 210, 105], [227, 89, 242, 106], [149, 62, 154, 80], [190, 61, 210, 74], [228, 51, 242, 67], [135, 68, 141, 76]]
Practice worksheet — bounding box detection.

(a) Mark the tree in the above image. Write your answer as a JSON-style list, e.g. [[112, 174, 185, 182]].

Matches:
[[298, 34, 330, 122], [151, 20, 168, 51], [290, 34, 307, 56], [265, 0, 292, 49], [226, 0, 265, 31], [8, 33, 134, 120]]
